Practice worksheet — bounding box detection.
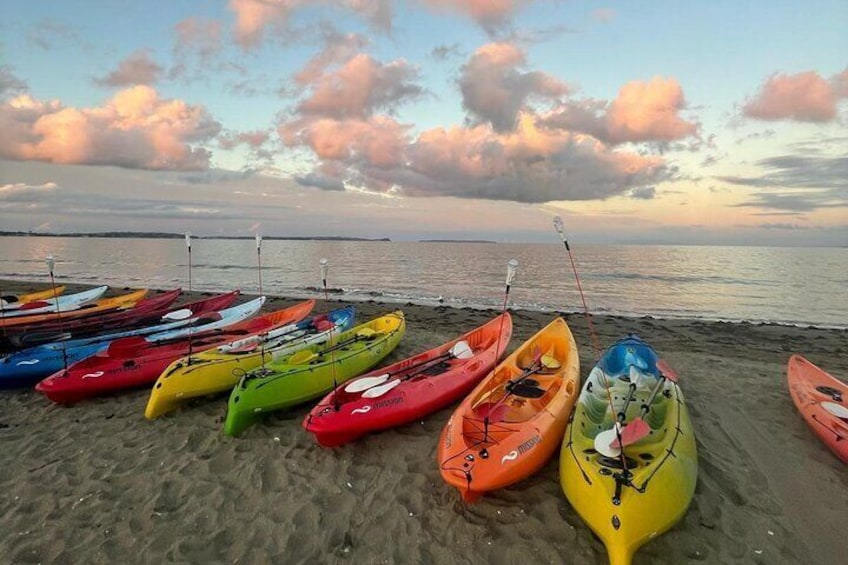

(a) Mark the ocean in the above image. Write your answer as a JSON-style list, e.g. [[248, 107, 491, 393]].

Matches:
[[0, 236, 845, 328]]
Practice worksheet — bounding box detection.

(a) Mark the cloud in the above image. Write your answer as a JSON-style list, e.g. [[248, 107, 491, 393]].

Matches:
[[173, 17, 223, 64], [721, 155, 848, 212], [281, 116, 410, 168], [542, 77, 699, 145], [218, 129, 274, 163], [431, 43, 462, 61], [27, 19, 88, 51], [283, 110, 668, 203], [0, 181, 58, 202], [296, 54, 424, 119], [229, 0, 392, 49], [459, 42, 569, 132], [295, 172, 346, 191], [0, 86, 221, 170], [743, 68, 848, 122], [219, 130, 271, 150], [277, 41, 675, 205], [419, 1, 535, 34], [293, 30, 370, 86], [0, 66, 27, 96], [758, 222, 810, 230], [605, 77, 699, 143], [94, 50, 164, 87], [629, 186, 656, 199]]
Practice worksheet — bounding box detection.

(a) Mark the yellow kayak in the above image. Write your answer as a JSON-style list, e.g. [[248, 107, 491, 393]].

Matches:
[[560, 335, 697, 565], [1, 286, 66, 306], [144, 302, 360, 419]]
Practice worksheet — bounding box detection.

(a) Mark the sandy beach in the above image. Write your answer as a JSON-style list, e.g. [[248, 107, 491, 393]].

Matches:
[[1, 281, 846, 565]]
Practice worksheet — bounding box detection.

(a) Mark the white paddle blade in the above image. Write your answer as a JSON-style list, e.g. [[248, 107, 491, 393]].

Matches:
[[319, 258, 329, 282], [505, 259, 519, 286], [594, 424, 622, 458], [552, 216, 567, 242], [344, 374, 390, 393], [255, 233, 262, 250], [185, 232, 192, 249], [450, 341, 474, 360], [46, 255, 55, 273], [362, 379, 401, 399], [162, 308, 192, 321], [822, 401, 848, 419]]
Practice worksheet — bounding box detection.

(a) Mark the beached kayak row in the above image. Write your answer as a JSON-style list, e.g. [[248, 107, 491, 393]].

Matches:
[[1, 277, 843, 565]]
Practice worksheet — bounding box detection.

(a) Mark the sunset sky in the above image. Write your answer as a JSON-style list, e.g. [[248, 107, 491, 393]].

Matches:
[[1, 1, 846, 245]]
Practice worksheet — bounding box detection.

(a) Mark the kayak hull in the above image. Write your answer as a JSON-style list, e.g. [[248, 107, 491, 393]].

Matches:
[[0, 291, 243, 388], [438, 317, 580, 502], [559, 335, 698, 565], [788, 354, 848, 464], [34, 300, 305, 403], [305, 313, 512, 447], [144, 304, 362, 420], [224, 311, 406, 437]]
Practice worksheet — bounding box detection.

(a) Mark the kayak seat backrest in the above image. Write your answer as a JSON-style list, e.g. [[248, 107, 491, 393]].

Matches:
[[599, 343, 659, 377]]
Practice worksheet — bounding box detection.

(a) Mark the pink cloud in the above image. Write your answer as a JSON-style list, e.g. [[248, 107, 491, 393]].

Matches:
[[94, 50, 164, 87], [293, 31, 369, 86], [297, 54, 423, 119], [605, 77, 698, 143], [542, 77, 698, 144], [223, 130, 271, 149], [229, 0, 391, 49], [0, 86, 220, 170], [743, 69, 848, 122], [460, 42, 569, 132], [281, 116, 409, 168], [282, 110, 667, 202], [174, 17, 223, 62], [419, 1, 533, 33]]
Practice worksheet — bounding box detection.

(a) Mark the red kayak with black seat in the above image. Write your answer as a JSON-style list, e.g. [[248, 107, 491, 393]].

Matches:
[[304, 313, 513, 447]]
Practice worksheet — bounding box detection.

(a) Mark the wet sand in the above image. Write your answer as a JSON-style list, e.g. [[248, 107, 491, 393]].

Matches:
[[1, 281, 846, 564]]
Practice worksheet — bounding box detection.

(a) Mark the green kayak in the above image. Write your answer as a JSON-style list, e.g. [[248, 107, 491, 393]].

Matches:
[[224, 310, 406, 436]]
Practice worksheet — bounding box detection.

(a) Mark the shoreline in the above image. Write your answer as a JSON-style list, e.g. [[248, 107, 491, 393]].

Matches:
[[1, 280, 846, 564], [2, 276, 844, 332]]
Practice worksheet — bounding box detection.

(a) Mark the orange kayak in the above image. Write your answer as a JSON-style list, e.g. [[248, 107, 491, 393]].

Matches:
[[787, 354, 848, 464], [438, 317, 580, 502], [0, 288, 148, 329]]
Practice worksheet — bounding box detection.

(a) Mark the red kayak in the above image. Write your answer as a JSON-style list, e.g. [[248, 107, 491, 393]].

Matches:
[[36, 299, 314, 404], [788, 354, 848, 464], [0, 290, 241, 351], [304, 313, 513, 447]]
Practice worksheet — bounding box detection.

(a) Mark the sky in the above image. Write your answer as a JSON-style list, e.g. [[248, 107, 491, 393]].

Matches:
[[0, 1, 846, 245]]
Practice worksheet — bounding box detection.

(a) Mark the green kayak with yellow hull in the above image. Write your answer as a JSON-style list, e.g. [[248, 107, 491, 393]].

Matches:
[[560, 335, 697, 565], [224, 311, 406, 436]]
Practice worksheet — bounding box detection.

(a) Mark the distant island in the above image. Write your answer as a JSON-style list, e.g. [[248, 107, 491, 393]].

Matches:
[[419, 239, 496, 243], [0, 231, 390, 242]]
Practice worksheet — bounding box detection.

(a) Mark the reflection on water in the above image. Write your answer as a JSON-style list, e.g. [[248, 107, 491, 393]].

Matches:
[[0, 237, 845, 327]]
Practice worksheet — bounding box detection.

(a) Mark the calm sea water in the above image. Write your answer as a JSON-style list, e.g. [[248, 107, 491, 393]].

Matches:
[[0, 236, 845, 328]]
